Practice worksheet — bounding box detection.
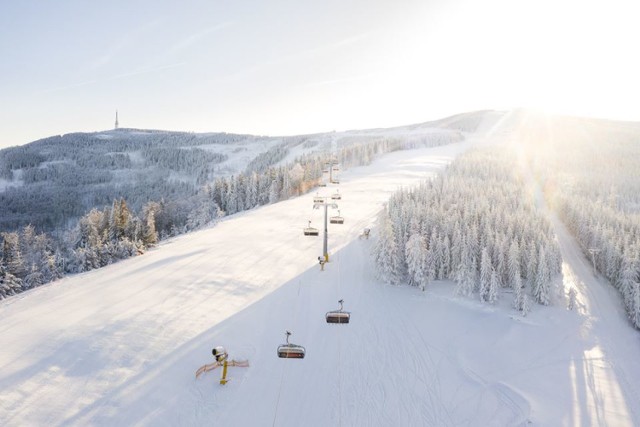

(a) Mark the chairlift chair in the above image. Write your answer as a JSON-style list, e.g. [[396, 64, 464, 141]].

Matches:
[[330, 210, 344, 224], [277, 331, 306, 359], [313, 194, 325, 204], [331, 190, 341, 200], [304, 220, 319, 236], [330, 179, 340, 184], [326, 299, 350, 324]]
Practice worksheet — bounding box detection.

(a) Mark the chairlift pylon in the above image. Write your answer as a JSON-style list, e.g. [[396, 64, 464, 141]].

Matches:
[[277, 331, 306, 359], [304, 220, 319, 236], [326, 299, 350, 324]]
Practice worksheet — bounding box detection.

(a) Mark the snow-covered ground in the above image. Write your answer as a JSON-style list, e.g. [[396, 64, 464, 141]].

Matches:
[[1, 116, 639, 426]]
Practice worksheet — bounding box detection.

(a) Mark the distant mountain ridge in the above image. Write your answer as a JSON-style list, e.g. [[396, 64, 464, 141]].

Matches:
[[0, 110, 495, 234]]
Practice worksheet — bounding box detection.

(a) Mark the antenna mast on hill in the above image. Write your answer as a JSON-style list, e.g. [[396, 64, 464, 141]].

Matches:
[[115, 110, 119, 130]]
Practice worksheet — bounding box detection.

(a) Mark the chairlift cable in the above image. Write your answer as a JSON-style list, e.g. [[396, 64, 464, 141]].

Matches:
[[271, 359, 287, 427], [336, 251, 343, 427], [272, 279, 304, 425]]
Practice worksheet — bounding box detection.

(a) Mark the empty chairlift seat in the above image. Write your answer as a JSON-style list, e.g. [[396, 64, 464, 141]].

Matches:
[[331, 190, 341, 200], [326, 299, 350, 324], [277, 331, 306, 359], [304, 220, 319, 236], [330, 210, 344, 224]]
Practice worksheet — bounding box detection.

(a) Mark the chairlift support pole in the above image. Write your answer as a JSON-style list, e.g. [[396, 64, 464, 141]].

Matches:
[[326, 159, 339, 184], [323, 203, 329, 262], [314, 198, 338, 262]]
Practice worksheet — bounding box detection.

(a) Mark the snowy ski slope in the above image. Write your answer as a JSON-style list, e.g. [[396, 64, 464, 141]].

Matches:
[[1, 113, 640, 426]]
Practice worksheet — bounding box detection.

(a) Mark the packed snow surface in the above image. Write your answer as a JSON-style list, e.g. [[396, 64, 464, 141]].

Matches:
[[1, 115, 640, 426]]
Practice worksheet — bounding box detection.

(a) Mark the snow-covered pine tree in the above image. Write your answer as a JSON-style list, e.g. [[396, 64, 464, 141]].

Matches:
[[521, 293, 531, 316], [630, 283, 640, 329], [373, 208, 402, 285], [534, 246, 550, 305], [405, 233, 427, 289], [108, 199, 119, 242], [268, 179, 279, 204], [0, 264, 22, 299], [488, 267, 499, 304], [507, 240, 520, 288], [513, 273, 524, 311], [24, 263, 43, 290], [480, 247, 492, 302], [618, 255, 637, 307], [567, 287, 577, 310], [2, 232, 26, 279], [441, 235, 451, 280], [526, 244, 537, 289], [429, 228, 442, 280], [143, 206, 158, 246]]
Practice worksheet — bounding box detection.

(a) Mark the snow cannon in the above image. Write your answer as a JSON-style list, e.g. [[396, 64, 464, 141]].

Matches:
[[212, 346, 228, 362]]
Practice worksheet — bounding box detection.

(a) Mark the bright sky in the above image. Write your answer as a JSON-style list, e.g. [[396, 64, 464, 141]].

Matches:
[[1, 0, 639, 148]]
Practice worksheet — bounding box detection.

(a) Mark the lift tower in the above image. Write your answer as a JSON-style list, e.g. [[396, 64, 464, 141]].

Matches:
[[313, 197, 338, 262]]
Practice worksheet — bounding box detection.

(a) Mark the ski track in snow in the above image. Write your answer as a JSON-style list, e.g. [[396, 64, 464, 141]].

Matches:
[[1, 112, 640, 426]]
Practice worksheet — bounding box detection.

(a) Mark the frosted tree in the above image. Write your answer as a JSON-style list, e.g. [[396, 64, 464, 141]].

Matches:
[[618, 255, 637, 305], [268, 179, 279, 204], [513, 274, 524, 311], [405, 234, 425, 286], [441, 235, 451, 279], [118, 199, 131, 239], [567, 287, 577, 310], [142, 204, 159, 246], [24, 264, 44, 290], [289, 163, 304, 195], [373, 209, 402, 285], [2, 232, 26, 279], [405, 233, 427, 289], [429, 229, 442, 280], [246, 173, 258, 208], [526, 245, 537, 289], [424, 247, 437, 285], [507, 241, 520, 288], [451, 227, 463, 273], [0, 265, 22, 299], [455, 241, 475, 297], [108, 200, 119, 242], [226, 179, 238, 214], [488, 268, 499, 304], [534, 247, 550, 305], [630, 283, 640, 329], [521, 293, 531, 316], [479, 247, 492, 302]]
